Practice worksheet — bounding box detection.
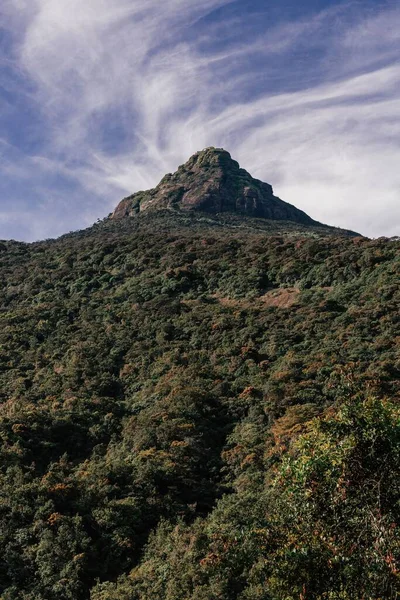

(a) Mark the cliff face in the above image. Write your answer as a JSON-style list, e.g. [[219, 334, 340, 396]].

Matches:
[[112, 147, 318, 226]]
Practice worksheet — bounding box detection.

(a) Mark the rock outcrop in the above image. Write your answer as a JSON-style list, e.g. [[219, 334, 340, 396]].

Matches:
[[112, 147, 318, 226]]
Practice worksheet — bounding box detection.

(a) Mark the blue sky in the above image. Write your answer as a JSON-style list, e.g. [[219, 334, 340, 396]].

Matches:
[[0, 0, 399, 240]]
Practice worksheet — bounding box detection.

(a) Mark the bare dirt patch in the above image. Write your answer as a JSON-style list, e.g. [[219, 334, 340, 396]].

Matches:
[[259, 287, 300, 308]]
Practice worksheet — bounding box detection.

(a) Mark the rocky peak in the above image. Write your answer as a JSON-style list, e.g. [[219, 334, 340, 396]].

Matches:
[[112, 147, 318, 226], [182, 146, 232, 168]]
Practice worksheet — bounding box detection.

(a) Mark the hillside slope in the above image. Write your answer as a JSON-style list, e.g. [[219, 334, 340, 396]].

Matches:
[[0, 206, 398, 598]]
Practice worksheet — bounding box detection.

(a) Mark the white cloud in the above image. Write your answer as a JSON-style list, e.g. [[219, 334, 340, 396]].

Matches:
[[1, 0, 400, 240]]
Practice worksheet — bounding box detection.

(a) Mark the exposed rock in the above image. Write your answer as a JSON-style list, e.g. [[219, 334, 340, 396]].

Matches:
[[112, 147, 319, 226]]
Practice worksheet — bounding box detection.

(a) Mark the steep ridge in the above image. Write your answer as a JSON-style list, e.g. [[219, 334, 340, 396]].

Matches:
[[113, 147, 322, 227]]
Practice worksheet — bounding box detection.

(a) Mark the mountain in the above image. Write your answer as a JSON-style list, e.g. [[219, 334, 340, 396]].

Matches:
[[113, 147, 329, 229], [0, 153, 398, 600]]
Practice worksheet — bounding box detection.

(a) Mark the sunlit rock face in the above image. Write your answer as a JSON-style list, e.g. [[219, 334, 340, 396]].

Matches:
[[112, 147, 318, 226]]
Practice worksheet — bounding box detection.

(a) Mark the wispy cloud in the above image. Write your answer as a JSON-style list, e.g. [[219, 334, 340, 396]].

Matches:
[[0, 0, 399, 240]]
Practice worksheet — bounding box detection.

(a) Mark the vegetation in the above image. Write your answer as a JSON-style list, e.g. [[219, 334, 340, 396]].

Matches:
[[0, 210, 398, 599]]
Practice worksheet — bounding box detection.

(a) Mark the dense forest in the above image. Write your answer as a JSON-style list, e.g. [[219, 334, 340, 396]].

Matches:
[[0, 208, 399, 599]]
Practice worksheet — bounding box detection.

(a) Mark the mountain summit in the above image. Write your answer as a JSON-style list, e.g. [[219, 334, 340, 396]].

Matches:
[[112, 147, 318, 226], [0, 145, 398, 598]]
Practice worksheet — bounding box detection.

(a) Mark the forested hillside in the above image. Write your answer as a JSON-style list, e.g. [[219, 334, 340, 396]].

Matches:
[[0, 209, 399, 599]]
